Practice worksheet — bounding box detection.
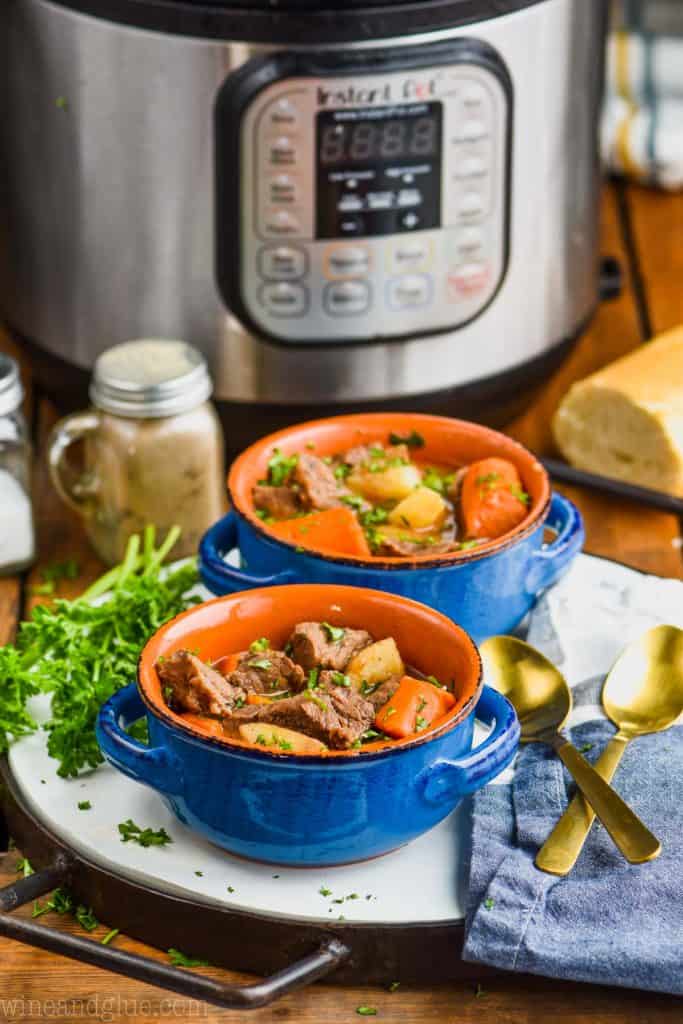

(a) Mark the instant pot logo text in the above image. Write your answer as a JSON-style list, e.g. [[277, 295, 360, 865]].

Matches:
[[317, 74, 443, 107]]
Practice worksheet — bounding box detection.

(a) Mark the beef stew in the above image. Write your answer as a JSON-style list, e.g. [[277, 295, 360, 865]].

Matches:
[[156, 620, 456, 754], [251, 430, 531, 559]]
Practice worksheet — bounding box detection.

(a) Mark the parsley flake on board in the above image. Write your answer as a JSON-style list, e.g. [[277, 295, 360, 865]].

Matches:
[[356, 1007, 378, 1017], [0, 526, 199, 778], [77, 800, 92, 811], [168, 949, 210, 969], [118, 819, 172, 848]]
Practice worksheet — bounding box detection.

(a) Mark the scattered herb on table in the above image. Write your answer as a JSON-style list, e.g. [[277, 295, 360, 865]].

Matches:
[[168, 948, 210, 969], [48, 887, 75, 915], [195, 870, 203, 877], [356, 1007, 378, 1017], [319, 886, 332, 897], [0, 525, 199, 777], [388, 981, 400, 993], [75, 904, 99, 932], [101, 928, 120, 946], [118, 819, 173, 848], [475, 983, 487, 999], [15, 858, 33, 877], [77, 800, 92, 811], [227, 886, 235, 894]]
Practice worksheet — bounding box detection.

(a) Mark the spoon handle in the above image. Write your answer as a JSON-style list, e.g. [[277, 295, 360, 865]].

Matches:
[[536, 733, 630, 875], [544, 734, 661, 868]]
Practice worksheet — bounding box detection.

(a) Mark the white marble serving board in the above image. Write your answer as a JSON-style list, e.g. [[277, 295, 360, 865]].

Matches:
[[11, 553, 681, 927]]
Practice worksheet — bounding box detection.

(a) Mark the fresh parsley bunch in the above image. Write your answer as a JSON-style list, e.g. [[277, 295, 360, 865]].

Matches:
[[0, 526, 199, 777]]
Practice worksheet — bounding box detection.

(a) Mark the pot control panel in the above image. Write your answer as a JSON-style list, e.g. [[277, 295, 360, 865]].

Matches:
[[216, 43, 511, 345]]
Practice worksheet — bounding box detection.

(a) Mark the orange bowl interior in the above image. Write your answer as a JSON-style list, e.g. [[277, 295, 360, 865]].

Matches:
[[228, 413, 550, 564], [139, 584, 482, 756]]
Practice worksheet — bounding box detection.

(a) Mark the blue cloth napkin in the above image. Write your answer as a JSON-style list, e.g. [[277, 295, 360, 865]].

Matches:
[[462, 556, 683, 995]]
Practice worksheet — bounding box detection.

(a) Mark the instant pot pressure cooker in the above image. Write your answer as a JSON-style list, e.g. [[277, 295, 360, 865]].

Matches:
[[0, 0, 610, 449]]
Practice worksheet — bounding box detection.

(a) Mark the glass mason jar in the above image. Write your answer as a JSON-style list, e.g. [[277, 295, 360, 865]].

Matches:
[[0, 354, 35, 574], [48, 339, 227, 566]]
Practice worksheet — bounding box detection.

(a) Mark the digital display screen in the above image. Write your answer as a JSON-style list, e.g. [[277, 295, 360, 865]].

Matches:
[[316, 102, 442, 240]]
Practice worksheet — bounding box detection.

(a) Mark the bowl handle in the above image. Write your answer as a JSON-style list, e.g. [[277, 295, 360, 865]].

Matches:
[[420, 686, 519, 804], [525, 491, 584, 596], [96, 684, 184, 797], [199, 511, 299, 595]]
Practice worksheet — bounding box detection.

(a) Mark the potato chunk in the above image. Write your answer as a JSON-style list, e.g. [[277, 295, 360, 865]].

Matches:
[[347, 464, 422, 503], [238, 723, 326, 755], [388, 486, 448, 531], [347, 637, 405, 689]]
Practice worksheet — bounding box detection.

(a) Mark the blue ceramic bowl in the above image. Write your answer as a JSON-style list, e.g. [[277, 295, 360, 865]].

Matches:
[[96, 584, 519, 866], [199, 414, 584, 642]]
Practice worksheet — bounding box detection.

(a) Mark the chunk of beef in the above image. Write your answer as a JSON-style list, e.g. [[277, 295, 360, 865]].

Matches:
[[343, 443, 410, 470], [156, 650, 244, 716], [288, 621, 373, 672], [294, 453, 346, 511], [226, 649, 306, 695], [223, 685, 374, 749], [362, 674, 402, 711], [374, 533, 455, 558], [252, 484, 301, 520]]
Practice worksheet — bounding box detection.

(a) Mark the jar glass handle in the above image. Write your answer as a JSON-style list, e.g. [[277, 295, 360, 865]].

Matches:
[[47, 411, 101, 517]]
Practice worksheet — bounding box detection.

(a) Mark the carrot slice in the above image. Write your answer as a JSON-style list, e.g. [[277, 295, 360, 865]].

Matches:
[[247, 693, 272, 706], [460, 457, 530, 540], [212, 653, 240, 675], [374, 675, 456, 739], [267, 507, 371, 558], [180, 714, 224, 738]]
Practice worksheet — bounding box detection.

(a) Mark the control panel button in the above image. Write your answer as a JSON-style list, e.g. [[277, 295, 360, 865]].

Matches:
[[339, 215, 366, 236], [456, 192, 485, 220], [261, 208, 303, 237], [452, 119, 488, 144], [264, 97, 300, 133], [447, 263, 491, 300], [367, 192, 394, 211], [461, 83, 488, 110], [389, 238, 432, 274], [258, 282, 308, 317], [325, 245, 371, 278], [259, 245, 307, 281], [265, 136, 298, 166], [401, 212, 420, 230], [266, 174, 300, 205], [453, 155, 488, 181], [448, 227, 486, 263], [397, 188, 422, 208], [324, 280, 371, 316], [388, 274, 432, 310]]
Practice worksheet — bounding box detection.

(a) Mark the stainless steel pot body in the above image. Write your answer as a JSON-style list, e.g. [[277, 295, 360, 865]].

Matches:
[[0, 0, 607, 405]]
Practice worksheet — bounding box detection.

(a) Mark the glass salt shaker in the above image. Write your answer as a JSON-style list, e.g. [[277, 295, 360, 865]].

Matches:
[[0, 354, 36, 574], [47, 339, 227, 566]]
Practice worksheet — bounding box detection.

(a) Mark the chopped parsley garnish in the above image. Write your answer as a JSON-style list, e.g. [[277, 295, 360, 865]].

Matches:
[[310, 696, 329, 713], [484, 897, 495, 910], [415, 716, 428, 732], [334, 463, 351, 480], [227, 886, 235, 893], [15, 858, 33, 877], [234, 697, 245, 708], [476, 472, 501, 492], [255, 509, 275, 523], [47, 888, 74, 915], [195, 870, 203, 877], [249, 637, 270, 653], [360, 680, 379, 697], [55, 96, 68, 110], [101, 928, 120, 946], [319, 886, 332, 897], [255, 733, 268, 746], [247, 658, 272, 670], [383, 707, 397, 718], [458, 540, 481, 551], [77, 800, 92, 811], [510, 484, 530, 505], [307, 667, 320, 690], [322, 622, 346, 643], [75, 904, 99, 932], [118, 819, 172, 848], [330, 672, 351, 687], [356, 1007, 378, 1017], [389, 429, 425, 448], [168, 948, 210, 969], [475, 983, 487, 999], [266, 448, 298, 486], [388, 981, 400, 992], [579, 743, 594, 753], [341, 494, 364, 509], [427, 675, 447, 690], [422, 467, 456, 495]]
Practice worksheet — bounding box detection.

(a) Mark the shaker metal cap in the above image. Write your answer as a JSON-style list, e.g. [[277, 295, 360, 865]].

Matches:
[[0, 354, 24, 417], [90, 339, 213, 418]]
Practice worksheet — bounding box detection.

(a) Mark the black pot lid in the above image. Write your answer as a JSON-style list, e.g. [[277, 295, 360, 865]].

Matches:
[[52, 0, 551, 42]]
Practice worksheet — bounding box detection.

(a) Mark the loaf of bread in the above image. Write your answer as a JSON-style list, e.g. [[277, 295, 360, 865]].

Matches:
[[553, 327, 683, 495]]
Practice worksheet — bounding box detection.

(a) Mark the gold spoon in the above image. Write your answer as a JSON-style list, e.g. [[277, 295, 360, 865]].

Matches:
[[536, 625, 683, 875], [480, 636, 661, 867]]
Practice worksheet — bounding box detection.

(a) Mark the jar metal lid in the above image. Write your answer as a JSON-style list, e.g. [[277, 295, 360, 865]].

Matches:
[[90, 339, 213, 418], [0, 354, 24, 418]]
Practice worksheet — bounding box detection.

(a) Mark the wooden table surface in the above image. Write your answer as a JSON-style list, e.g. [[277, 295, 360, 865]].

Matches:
[[0, 181, 681, 1023]]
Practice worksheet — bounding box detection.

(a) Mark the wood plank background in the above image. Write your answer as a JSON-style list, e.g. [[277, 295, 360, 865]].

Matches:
[[0, 181, 680, 1022]]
